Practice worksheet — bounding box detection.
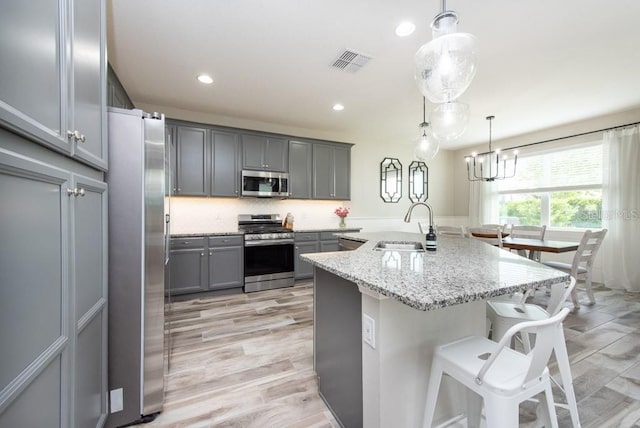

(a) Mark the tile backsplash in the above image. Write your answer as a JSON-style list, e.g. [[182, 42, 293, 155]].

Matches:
[[169, 197, 352, 234]]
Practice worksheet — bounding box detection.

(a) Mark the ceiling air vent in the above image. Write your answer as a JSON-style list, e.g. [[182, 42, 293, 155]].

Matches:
[[331, 49, 372, 73]]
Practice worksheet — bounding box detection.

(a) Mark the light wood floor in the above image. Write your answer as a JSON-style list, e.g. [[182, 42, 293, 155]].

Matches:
[[136, 282, 640, 428]]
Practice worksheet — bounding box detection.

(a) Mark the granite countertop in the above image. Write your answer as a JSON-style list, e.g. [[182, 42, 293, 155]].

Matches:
[[300, 231, 569, 311], [171, 227, 361, 238]]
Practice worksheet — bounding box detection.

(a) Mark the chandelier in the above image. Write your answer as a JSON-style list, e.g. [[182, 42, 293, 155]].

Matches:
[[414, 1, 478, 104], [465, 116, 518, 182], [414, 97, 439, 161]]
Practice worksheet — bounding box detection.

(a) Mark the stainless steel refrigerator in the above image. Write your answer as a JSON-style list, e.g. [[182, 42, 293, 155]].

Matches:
[[106, 108, 166, 427]]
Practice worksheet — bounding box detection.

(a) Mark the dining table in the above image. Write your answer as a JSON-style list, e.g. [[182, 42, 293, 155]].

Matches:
[[501, 236, 580, 259]]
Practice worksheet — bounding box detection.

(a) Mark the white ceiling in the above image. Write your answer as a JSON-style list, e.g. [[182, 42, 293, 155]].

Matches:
[[106, 0, 640, 149]]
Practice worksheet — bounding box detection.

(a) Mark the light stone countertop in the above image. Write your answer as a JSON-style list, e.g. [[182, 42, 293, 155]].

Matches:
[[300, 231, 570, 311]]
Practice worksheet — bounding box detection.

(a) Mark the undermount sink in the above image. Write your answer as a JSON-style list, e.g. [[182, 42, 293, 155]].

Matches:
[[373, 241, 425, 252]]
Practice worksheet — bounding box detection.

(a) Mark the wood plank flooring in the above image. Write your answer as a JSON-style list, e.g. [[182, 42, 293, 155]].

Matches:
[[135, 282, 640, 428]]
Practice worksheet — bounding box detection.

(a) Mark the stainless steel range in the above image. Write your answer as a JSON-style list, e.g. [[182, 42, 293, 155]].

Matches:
[[238, 214, 295, 292]]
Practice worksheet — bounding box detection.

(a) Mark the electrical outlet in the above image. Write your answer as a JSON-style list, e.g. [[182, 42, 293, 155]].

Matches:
[[110, 388, 123, 413], [363, 314, 375, 349]]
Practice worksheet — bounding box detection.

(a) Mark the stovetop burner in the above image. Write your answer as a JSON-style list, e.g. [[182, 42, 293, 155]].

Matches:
[[238, 214, 293, 239]]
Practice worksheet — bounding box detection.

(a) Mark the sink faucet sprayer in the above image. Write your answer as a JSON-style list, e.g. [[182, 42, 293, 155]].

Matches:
[[403, 202, 437, 251]]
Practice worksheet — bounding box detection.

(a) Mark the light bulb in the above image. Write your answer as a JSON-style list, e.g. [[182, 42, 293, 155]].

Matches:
[[430, 102, 470, 141], [413, 132, 439, 161]]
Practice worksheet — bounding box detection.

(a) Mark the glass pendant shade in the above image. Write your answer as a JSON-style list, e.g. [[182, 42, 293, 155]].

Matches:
[[414, 129, 439, 161], [414, 12, 478, 103], [430, 101, 470, 141]]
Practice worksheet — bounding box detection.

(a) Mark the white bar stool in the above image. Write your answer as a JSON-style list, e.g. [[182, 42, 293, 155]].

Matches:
[[422, 308, 571, 428], [486, 278, 580, 428]]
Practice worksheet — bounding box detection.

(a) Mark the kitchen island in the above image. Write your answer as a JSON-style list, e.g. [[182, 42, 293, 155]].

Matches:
[[301, 231, 569, 428]]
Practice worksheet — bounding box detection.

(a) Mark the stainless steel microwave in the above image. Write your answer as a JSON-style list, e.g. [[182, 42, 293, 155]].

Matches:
[[241, 170, 289, 197]]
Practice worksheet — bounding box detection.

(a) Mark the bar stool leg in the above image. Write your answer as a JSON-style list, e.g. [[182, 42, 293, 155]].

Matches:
[[422, 358, 443, 428], [554, 329, 581, 427]]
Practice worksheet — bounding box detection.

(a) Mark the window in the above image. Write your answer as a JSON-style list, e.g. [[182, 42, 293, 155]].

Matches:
[[497, 144, 602, 228]]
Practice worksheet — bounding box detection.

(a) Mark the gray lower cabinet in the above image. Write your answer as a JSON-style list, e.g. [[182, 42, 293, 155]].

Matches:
[[294, 237, 320, 280], [294, 232, 341, 280], [0, 141, 107, 428], [168, 238, 208, 295], [208, 236, 244, 290], [241, 133, 288, 172], [168, 235, 244, 295], [0, 0, 107, 170], [313, 143, 351, 200], [288, 140, 313, 199]]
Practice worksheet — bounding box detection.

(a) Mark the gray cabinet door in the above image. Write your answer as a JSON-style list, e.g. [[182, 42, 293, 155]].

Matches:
[[241, 134, 265, 170], [313, 143, 351, 200], [0, 0, 68, 154], [264, 137, 288, 172], [241, 134, 288, 172], [320, 240, 340, 252], [208, 246, 243, 290], [169, 248, 208, 294], [288, 140, 312, 199], [211, 131, 239, 197], [176, 126, 208, 196], [312, 144, 333, 199], [295, 241, 320, 280], [71, 174, 107, 428], [0, 148, 70, 428], [70, 0, 106, 170], [333, 145, 350, 200]]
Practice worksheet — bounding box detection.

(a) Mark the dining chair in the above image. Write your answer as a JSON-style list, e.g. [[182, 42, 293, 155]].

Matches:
[[543, 229, 607, 308], [486, 277, 580, 428], [422, 308, 570, 428], [468, 226, 504, 248], [510, 224, 547, 261], [435, 225, 466, 237]]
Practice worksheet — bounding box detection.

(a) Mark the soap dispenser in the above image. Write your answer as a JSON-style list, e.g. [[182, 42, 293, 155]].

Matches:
[[425, 225, 437, 251]]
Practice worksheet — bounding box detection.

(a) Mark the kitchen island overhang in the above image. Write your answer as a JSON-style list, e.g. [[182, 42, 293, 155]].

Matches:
[[302, 231, 570, 428]]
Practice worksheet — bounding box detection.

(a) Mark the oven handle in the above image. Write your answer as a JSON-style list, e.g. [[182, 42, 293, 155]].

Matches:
[[244, 239, 294, 247]]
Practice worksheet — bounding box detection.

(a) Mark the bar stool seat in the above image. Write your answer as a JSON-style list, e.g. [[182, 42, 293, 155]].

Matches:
[[422, 309, 570, 428]]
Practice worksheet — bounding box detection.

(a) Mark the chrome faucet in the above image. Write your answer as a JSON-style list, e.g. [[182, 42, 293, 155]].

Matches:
[[403, 201, 434, 226]]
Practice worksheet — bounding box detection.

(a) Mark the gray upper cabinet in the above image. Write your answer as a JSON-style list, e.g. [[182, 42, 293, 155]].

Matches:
[[211, 131, 240, 197], [107, 64, 134, 109], [241, 134, 288, 172], [70, 0, 107, 170], [288, 140, 312, 199], [175, 125, 209, 196], [313, 143, 351, 200], [0, 0, 107, 170]]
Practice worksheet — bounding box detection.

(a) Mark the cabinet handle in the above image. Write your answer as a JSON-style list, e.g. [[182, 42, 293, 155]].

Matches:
[[177, 188, 181, 192], [66, 187, 85, 197], [201, 253, 205, 256], [68, 130, 85, 143], [209, 252, 212, 256], [182, 241, 189, 244]]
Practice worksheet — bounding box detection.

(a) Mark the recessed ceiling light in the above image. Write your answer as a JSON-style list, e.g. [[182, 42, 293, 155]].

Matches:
[[332, 103, 345, 111], [197, 74, 213, 84], [395, 21, 416, 37]]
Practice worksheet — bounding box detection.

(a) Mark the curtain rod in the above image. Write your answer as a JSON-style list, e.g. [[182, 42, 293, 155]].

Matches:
[[473, 120, 640, 156]]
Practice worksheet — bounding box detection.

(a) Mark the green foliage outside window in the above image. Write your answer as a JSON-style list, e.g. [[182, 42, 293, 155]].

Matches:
[[499, 191, 602, 228]]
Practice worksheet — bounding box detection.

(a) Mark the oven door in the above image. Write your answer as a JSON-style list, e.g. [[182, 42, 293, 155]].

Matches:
[[244, 239, 294, 291]]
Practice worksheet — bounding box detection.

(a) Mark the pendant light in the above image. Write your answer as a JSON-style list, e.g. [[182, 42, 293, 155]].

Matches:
[[414, 0, 478, 104], [465, 116, 518, 182], [430, 101, 470, 141], [414, 97, 439, 161]]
